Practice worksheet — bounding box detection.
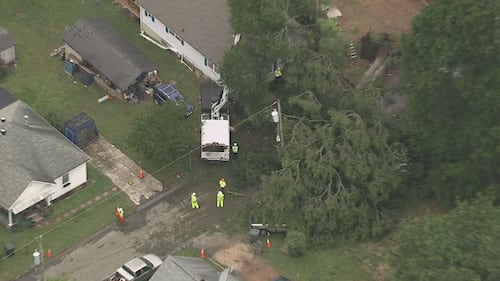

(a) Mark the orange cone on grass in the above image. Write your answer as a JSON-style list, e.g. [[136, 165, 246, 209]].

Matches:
[[266, 238, 272, 249], [139, 169, 145, 179], [200, 248, 206, 259], [47, 248, 52, 258]]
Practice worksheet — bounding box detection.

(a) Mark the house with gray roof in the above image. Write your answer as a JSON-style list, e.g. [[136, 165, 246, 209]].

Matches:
[[149, 256, 242, 281], [62, 18, 157, 95], [0, 88, 90, 227], [0, 27, 16, 64], [136, 0, 236, 82]]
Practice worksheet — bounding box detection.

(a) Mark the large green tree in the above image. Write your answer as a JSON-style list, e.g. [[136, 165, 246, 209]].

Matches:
[[222, 0, 325, 114], [128, 104, 196, 163], [401, 0, 500, 203], [255, 87, 407, 244], [395, 195, 500, 281]]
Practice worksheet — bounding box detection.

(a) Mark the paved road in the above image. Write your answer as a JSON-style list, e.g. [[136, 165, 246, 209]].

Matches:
[[16, 177, 248, 281]]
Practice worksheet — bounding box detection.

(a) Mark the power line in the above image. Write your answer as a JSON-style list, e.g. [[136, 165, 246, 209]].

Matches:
[[0, 101, 280, 264], [149, 101, 278, 176], [0, 189, 125, 264]]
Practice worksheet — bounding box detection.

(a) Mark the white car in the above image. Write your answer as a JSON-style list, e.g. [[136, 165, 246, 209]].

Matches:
[[104, 254, 163, 281]]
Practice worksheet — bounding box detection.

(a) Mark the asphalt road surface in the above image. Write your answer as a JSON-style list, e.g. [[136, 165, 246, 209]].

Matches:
[[16, 178, 250, 281]]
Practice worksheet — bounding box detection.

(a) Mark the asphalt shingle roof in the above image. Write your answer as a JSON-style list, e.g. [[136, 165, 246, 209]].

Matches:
[[62, 18, 156, 90], [0, 88, 90, 212], [0, 27, 15, 52], [150, 256, 241, 281], [136, 0, 234, 65]]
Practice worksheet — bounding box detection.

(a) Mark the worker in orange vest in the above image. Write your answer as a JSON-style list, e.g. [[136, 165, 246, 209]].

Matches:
[[115, 207, 125, 223]]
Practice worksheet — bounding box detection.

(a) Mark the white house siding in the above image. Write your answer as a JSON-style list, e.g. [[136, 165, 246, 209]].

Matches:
[[139, 6, 221, 81], [11, 182, 54, 214], [0, 45, 15, 64], [9, 163, 88, 214], [51, 163, 88, 200]]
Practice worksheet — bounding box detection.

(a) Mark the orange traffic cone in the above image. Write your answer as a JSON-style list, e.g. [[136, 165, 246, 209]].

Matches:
[[47, 248, 52, 258], [139, 169, 145, 179], [266, 238, 272, 249], [200, 248, 206, 259]]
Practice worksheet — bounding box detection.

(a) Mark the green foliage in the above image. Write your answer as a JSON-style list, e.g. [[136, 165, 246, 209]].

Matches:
[[230, 150, 280, 186], [221, 40, 276, 113], [401, 0, 500, 204], [128, 104, 197, 163], [0, 64, 8, 81], [285, 230, 307, 257], [228, 0, 287, 36], [44, 111, 65, 133], [395, 195, 500, 281], [255, 88, 407, 244]]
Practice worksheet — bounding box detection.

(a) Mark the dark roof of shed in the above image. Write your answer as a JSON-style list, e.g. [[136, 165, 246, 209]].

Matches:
[[0, 88, 90, 211], [0, 27, 15, 52], [62, 18, 156, 90], [136, 0, 233, 65]]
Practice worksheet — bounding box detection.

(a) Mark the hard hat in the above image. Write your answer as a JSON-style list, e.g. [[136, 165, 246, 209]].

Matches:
[[218, 191, 223, 195], [233, 142, 237, 146], [192, 192, 196, 196]]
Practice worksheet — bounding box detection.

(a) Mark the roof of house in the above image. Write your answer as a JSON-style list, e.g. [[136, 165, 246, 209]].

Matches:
[[62, 18, 156, 90], [150, 256, 242, 281], [0, 88, 90, 211], [0, 27, 15, 52], [136, 0, 233, 65]]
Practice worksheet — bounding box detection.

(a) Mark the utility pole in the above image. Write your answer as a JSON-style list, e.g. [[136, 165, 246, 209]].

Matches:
[[35, 235, 45, 281], [277, 99, 284, 146]]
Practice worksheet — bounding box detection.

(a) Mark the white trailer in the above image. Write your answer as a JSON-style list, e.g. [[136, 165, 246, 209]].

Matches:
[[200, 81, 230, 161]]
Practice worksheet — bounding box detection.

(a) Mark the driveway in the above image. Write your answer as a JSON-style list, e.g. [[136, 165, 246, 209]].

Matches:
[[84, 136, 164, 205]]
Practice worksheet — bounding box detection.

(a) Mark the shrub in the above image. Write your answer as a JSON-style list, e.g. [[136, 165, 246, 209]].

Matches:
[[286, 230, 307, 257], [230, 150, 280, 186]]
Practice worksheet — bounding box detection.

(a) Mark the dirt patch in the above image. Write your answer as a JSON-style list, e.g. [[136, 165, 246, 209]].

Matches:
[[213, 242, 278, 281], [332, 0, 428, 39]]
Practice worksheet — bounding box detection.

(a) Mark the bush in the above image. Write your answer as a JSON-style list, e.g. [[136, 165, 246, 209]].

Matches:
[[230, 150, 280, 186], [286, 230, 307, 257]]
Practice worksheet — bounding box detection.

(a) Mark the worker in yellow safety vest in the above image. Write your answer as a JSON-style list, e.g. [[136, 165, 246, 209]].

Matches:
[[219, 178, 227, 193], [232, 142, 239, 158], [216, 191, 225, 208], [274, 67, 283, 80], [191, 192, 199, 209]]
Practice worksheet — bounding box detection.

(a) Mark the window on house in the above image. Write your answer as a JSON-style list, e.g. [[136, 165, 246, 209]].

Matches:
[[181, 39, 184, 46], [165, 26, 169, 33], [144, 10, 149, 16], [62, 173, 70, 187], [151, 16, 155, 22], [204, 58, 208, 66]]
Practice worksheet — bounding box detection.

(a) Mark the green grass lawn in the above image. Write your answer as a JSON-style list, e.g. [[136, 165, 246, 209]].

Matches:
[[0, 0, 203, 184], [262, 234, 394, 281], [47, 165, 113, 219], [0, 168, 134, 281], [0, 1, 209, 279]]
